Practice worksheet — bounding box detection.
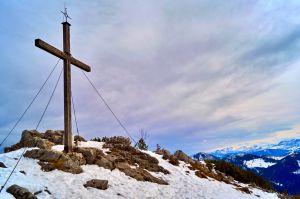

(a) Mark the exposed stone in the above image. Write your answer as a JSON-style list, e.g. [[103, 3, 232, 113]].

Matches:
[[174, 150, 190, 163], [95, 157, 115, 170], [34, 190, 42, 195], [0, 162, 7, 168], [84, 179, 108, 190], [7, 184, 37, 199], [74, 147, 104, 164], [19, 170, 26, 175], [103, 136, 131, 148], [24, 149, 84, 174], [118, 166, 168, 185], [44, 130, 63, 145], [74, 135, 86, 142], [4, 130, 54, 152]]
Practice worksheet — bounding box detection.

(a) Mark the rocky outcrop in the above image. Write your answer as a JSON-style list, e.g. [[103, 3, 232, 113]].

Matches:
[[6, 184, 37, 199], [73, 147, 104, 164], [174, 150, 195, 164], [10, 132, 169, 185], [84, 179, 108, 190], [115, 162, 168, 185], [44, 130, 63, 145], [4, 130, 63, 152], [24, 149, 85, 174], [103, 136, 131, 148], [101, 138, 169, 184]]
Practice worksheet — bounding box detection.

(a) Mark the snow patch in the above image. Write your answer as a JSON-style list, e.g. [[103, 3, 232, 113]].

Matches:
[[293, 160, 300, 174], [52, 141, 110, 154], [243, 159, 276, 168]]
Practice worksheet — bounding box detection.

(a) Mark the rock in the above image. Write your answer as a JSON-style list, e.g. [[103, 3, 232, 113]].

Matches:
[[68, 152, 86, 166], [103, 136, 131, 148], [95, 157, 115, 170], [5, 130, 54, 152], [74, 147, 103, 164], [19, 170, 26, 175], [24, 149, 84, 174], [173, 150, 189, 162], [0, 162, 7, 168], [44, 188, 51, 195], [174, 150, 191, 163], [74, 135, 86, 142], [34, 190, 42, 195], [7, 184, 37, 199], [84, 179, 108, 190], [44, 130, 63, 145], [119, 166, 168, 185], [24, 149, 64, 162]]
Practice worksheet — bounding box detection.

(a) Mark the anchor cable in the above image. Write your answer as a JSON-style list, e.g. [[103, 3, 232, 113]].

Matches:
[[71, 93, 80, 137], [0, 59, 61, 147], [0, 64, 63, 193], [36, 67, 63, 130], [81, 71, 137, 144]]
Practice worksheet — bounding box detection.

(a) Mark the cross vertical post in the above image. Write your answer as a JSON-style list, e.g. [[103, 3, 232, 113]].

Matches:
[[35, 10, 91, 153], [62, 22, 72, 153]]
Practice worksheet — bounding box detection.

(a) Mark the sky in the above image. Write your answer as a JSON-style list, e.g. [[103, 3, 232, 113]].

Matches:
[[0, 0, 300, 154]]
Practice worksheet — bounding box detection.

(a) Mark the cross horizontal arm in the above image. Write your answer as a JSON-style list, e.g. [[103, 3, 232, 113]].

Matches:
[[35, 39, 91, 72], [35, 39, 66, 60], [70, 57, 91, 72]]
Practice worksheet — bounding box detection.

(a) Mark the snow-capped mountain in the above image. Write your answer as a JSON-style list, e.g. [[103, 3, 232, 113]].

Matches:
[[197, 139, 300, 195], [210, 139, 300, 159], [221, 152, 300, 195]]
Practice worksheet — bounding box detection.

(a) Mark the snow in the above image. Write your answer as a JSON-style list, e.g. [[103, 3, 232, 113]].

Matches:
[[243, 159, 276, 168], [52, 141, 110, 154], [293, 160, 300, 174], [267, 156, 285, 160], [0, 142, 279, 199]]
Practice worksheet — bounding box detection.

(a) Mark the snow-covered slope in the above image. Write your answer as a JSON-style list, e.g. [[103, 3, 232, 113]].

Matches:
[[0, 142, 279, 199]]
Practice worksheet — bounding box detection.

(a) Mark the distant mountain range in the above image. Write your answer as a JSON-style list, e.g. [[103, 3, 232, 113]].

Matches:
[[193, 138, 300, 195], [210, 139, 300, 158]]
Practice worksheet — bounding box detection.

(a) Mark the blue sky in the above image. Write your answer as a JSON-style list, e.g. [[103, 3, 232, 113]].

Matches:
[[0, 0, 300, 154]]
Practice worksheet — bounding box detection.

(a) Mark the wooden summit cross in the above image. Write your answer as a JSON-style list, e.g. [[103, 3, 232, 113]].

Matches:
[[35, 8, 91, 153]]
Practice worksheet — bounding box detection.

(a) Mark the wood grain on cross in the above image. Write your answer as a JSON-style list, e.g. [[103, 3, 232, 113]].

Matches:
[[35, 21, 91, 153]]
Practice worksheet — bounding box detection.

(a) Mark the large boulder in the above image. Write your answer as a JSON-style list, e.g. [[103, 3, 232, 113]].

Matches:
[[84, 179, 108, 190], [4, 130, 54, 152], [74, 147, 104, 164], [7, 184, 37, 199], [24, 149, 85, 174], [95, 156, 115, 170]]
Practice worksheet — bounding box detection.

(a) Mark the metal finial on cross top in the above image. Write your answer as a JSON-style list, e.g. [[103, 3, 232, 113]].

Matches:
[[61, 6, 71, 22], [35, 10, 91, 153]]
